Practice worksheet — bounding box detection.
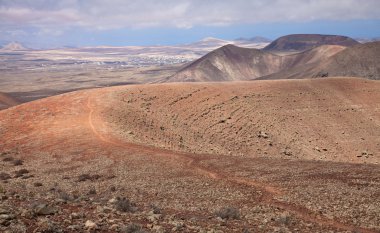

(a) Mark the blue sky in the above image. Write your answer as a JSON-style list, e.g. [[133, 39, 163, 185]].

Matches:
[[1, 0, 380, 48]]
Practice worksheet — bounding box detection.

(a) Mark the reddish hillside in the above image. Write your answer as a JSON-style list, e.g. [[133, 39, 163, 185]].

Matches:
[[0, 78, 379, 232]]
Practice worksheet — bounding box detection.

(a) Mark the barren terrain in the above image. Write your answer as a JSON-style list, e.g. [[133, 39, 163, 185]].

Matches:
[[0, 77, 379, 232], [0, 39, 269, 109], [171, 42, 380, 82], [167, 44, 346, 82]]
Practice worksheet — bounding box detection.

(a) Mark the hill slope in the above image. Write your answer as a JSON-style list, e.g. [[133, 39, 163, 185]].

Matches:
[[263, 34, 359, 52], [1, 78, 378, 164], [319, 41, 380, 79], [262, 41, 380, 80], [166, 44, 346, 82], [164, 44, 281, 82], [0, 78, 379, 232]]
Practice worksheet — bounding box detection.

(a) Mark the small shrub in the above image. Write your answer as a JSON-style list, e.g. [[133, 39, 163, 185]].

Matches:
[[121, 223, 146, 233], [151, 204, 162, 214], [115, 197, 136, 213], [91, 174, 101, 180], [88, 187, 97, 195], [21, 174, 34, 179], [14, 169, 29, 178], [12, 159, 23, 166], [58, 190, 72, 201], [107, 175, 116, 179], [33, 182, 43, 187], [215, 207, 240, 220], [77, 174, 91, 182], [277, 214, 291, 225], [0, 172, 11, 180], [110, 186, 116, 192], [77, 174, 101, 182], [0, 184, 5, 193], [2, 157, 14, 162]]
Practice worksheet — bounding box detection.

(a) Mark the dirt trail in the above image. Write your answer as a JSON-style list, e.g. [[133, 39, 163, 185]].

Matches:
[[86, 94, 377, 233]]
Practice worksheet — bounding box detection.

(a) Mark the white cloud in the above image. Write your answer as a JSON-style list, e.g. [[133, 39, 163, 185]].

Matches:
[[0, 0, 379, 30]]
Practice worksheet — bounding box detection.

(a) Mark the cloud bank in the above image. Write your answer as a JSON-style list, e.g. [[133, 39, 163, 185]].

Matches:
[[1, 0, 379, 47], [1, 0, 380, 30]]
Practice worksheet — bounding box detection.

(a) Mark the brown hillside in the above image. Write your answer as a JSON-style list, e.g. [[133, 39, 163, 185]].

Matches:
[[107, 78, 379, 164], [167, 44, 345, 82], [0, 78, 379, 232], [263, 34, 359, 52], [262, 41, 380, 80], [164, 44, 281, 82], [320, 41, 380, 79]]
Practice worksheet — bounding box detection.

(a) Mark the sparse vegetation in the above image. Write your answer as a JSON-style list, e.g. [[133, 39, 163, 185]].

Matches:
[[77, 173, 101, 182], [33, 182, 43, 187], [88, 186, 97, 195], [0, 172, 11, 180], [14, 169, 29, 178], [77, 174, 91, 182], [12, 159, 23, 166], [277, 214, 291, 226], [58, 190, 72, 201], [151, 204, 162, 214], [122, 223, 146, 233], [215, 207, 240, 220], [115, 197, 136, 213], [2, 157, 14, 162]]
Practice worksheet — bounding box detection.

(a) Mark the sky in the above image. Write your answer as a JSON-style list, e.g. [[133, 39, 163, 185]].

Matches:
[[1, 0, 380, 48]]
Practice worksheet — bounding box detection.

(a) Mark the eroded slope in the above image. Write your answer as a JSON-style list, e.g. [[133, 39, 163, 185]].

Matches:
[[0, 78, 379, 232], [106, 78, 380, 164]]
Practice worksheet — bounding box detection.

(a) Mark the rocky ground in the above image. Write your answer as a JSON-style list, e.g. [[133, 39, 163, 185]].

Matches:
[[0, 77, 379, 232]]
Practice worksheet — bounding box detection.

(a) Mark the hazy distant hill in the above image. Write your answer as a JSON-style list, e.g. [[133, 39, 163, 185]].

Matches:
[[1, 42, 27, 51], [184, 37, 270, 50], [184, 37, 232, 49], [235, 36, 272, 43], [263, 34, 359, 52]]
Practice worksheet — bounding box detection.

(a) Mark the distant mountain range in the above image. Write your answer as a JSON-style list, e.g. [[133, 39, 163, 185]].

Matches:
[[166, 34, 380, 82], [234, 36, 272, 43], [183, 36, 271, 49]]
